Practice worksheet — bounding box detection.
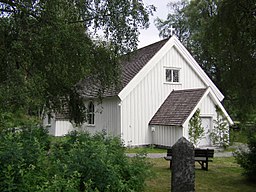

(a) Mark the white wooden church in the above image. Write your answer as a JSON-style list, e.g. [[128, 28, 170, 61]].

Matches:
[[44, 35, 233, 147]]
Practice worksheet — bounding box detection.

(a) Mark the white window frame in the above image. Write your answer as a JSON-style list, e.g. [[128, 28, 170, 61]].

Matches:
[[164, 67, 181, 84], [87, 101, 95, 126]]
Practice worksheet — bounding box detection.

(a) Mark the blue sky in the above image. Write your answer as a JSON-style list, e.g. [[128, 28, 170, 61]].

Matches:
[[138, 0, 175, 48]]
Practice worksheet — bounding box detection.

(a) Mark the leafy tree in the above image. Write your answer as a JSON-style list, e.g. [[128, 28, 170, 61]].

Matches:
[[155, 1, 190, 45], [0, 0, 154, 125], [155, 0, 256, 121], [188, 109, 204, 147]]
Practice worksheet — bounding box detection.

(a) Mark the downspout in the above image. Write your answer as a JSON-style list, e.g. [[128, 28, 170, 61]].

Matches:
[[118, 101, 123, 142]]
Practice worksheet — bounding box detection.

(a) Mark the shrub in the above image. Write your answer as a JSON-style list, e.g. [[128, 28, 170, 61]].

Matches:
[[0, 110, 40, 133], [235, 124, 256, 182], [0, 125, 50, 191], [46, 131, 152, 192], [0, 127, 151, 191]]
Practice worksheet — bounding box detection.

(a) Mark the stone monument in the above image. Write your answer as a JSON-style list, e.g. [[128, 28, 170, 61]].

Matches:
[[171, 137, 195, 192]]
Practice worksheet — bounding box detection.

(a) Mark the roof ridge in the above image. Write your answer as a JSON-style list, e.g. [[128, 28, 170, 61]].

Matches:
[[136, 38, 169, 51]]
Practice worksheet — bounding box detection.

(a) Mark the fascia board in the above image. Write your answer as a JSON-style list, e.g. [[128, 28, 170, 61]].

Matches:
[[118, 37, 176, 100], [172, 37, 224, 101]]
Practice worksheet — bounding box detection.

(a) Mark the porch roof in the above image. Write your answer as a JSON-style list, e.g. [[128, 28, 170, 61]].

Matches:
[[149, 88, 207, 126]]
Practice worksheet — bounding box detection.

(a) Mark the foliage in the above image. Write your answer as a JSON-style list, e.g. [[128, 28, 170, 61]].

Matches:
[[228, 122, 249, 145], [188, 109, 204, 147], [0, 110, 40, 132], [0, 125, 50, 191], [235, 123, 256, 182], [46, 131, 152, 191], [210, 106, 229, 148], [155, 0, 256, 120], [0, 0, 154, 125], [0, 128, 152, 191], [155, 1, 190, 45]]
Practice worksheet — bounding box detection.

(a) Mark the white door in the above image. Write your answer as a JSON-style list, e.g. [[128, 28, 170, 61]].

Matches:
[[198, 117, 212, 147]]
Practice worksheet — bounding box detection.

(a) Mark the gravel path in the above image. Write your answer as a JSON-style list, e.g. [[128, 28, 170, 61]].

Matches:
[[126, 151, 234, 158], [127, 143, 248, 158]]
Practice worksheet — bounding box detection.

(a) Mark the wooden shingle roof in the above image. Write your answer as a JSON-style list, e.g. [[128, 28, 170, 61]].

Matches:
[[149, 88, 207, 126], [121, 39, 168, 88], [77, 39, 169, 98]]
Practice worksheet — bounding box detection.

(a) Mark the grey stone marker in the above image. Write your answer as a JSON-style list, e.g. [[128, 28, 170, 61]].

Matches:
[[171, 137, 195, 192]]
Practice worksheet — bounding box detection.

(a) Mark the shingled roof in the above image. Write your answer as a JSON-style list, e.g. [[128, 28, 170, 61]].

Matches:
[[77, 38, 169, 98], [149, 88, 207, 126]]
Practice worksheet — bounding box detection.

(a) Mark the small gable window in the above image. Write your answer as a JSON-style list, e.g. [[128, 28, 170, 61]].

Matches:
[[165, 68, 180, 83], [88, 101, 95, 125]]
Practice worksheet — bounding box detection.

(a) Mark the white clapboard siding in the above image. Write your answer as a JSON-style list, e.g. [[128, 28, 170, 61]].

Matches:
[[152, 125, 183, 147], [47, 120, 56, 135], [121, 47, 207, 146], [49, 97, 121, 137], [55, 120, 73, 136], [80, 97, 121, 136], [43, 115, 55, 136], [93, 97, 121, 136]]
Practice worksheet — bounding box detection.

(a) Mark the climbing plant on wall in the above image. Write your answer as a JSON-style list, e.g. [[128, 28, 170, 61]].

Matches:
[[188, 109, 205, 147]]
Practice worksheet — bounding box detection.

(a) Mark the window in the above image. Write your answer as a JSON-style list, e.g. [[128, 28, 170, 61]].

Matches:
[[88, 101, 95, 125], [47, 114, 51, 125], [165, 68, 180, 83]]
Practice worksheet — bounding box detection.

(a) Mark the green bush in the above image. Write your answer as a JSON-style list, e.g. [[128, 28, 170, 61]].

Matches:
[[0, 125, 50, 191], [0, 110, 40, 133], [235, 124, 256, 182], [0, 128, 151, 191], [46, 131, 152, 191]]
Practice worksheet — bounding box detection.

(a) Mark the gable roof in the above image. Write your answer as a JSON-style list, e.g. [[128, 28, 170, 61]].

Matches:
[[121, 39, 169, 88], [149, 88, 207, 126], [77, 39, 168, 98], [118, 35, 224, 101], [78, 35, 224, 102]]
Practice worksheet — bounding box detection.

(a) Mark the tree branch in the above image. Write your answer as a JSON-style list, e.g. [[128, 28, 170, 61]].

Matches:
[[0, 8, 15, 13]]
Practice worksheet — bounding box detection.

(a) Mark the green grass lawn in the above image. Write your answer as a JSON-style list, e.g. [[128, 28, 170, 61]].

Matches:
[[144, 157, 256, 192]]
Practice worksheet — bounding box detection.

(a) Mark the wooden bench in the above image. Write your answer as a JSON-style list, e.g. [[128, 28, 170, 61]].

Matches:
[[164, 148, 214, 171]]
